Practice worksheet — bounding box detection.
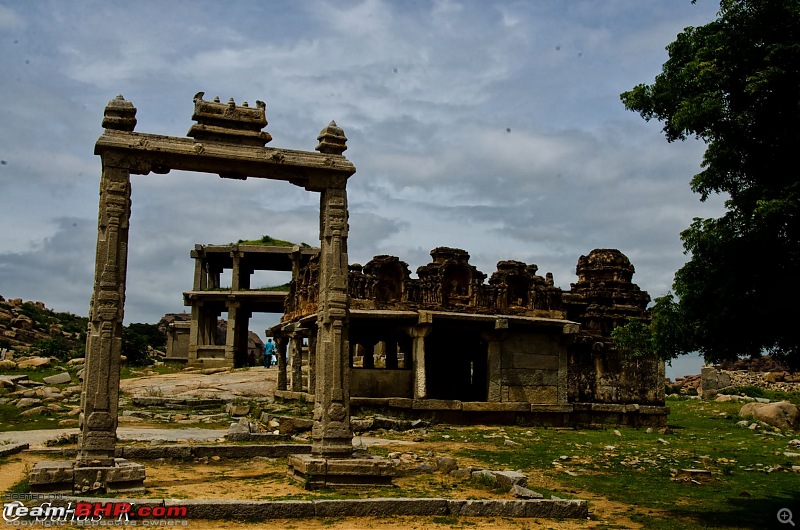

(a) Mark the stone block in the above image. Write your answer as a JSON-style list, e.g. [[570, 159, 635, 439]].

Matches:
[[501, 369, 558, 387], [28, 461, 74, 486], [530, 404, 573, 413], [43, 372, 72, 385], [288, 454, 394, 488], [17, 357, 51, 369], [435, 456, 458, 474], [165, 499, 315, 520], [314, 498, 449, 517], [639, 406, 670, 415], [462, 401, 529, 412], [387, 398, 414, 409], [505, 385, 557, 404], [72, 460, 146, 493], [590, 403, 626, 413], [0, 442, 28, 457], [449, 468, 472, 480], [120, 445, 193, 460], [448, 499, 588, 518], [412, 399, 462, 410], [15, 397, 43, 408], [519, 499, 589, 518], [449, 499, 527, 517], [490, 470, 527, 489], [225, 403, 250, 416], [512, 484, 544, 499], [511, 353, 559, 370], [193, 444, 310, 459]]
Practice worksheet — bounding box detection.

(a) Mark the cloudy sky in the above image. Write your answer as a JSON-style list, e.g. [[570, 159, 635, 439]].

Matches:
[[0, 0, 726, 377]]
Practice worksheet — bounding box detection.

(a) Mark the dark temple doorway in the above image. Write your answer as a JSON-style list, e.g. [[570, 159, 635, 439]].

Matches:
[[425, 323, 488, 402]]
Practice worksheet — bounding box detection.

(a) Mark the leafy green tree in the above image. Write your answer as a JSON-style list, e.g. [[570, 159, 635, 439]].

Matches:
[[611, 294, 693, 361], [122, 326, 151, 367], [32, 336, 72, 361], [126, 322, 166, 350], [620, 0, 800, 369]]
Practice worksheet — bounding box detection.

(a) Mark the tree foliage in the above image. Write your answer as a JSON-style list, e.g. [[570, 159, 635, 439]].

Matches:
[[126, 322, 165, 350], [32, 336, 72, 362], [620, 0, 800, 369], [122, 326, 151, 367], [612, 293, 693, 361]]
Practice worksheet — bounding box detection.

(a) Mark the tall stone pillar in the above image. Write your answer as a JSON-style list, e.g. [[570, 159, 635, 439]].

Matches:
[[225, 301, 241, 367], [192, 247, 206, 290], [289, 332, 304, 392], [230, 250, 243, 290], [275, 333, 288, 391], [481, 319, 508, 402], [360, 338, 377, 369], [308, 333, 317, 395], [384, 338, 399, 369], [411, 312, 433, 400], [311, 184, 352, 457], [77, 96, 135, 468], [288, 122, 392, 488]]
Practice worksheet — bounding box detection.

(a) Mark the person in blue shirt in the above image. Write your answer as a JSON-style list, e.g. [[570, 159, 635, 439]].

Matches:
[[264, 338, 276, 367]]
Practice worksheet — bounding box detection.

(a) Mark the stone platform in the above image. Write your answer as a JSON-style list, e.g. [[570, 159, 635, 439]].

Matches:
[[28, 458, 145, 495], [287, 453, 394, 489], [43, 496, 589, 520]]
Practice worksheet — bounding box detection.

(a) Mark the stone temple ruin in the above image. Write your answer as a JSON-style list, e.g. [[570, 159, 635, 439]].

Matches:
[[173, 242, 666, 427], [29, 92, 665, 496], [272, 246, 665, 426]]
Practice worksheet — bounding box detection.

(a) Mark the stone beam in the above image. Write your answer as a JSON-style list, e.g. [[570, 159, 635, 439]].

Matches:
[[94, 131, 355, 191]]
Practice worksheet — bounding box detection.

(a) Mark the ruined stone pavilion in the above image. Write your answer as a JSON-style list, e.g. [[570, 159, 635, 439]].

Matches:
[[263, 246, 666, 427], [177, 240, 666, 427]]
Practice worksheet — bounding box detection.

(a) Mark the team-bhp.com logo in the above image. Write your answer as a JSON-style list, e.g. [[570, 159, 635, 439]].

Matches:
[[3, 500, 188, 526]]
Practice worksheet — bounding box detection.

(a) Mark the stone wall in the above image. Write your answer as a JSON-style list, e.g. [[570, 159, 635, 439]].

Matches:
[[500, 331, 563, 404], [568, 347, 664, 405], [691, 365, 800, 398], [351, 369, 414, 398]]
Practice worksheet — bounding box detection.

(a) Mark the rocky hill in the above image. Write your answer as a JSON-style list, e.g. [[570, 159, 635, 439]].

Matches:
[[0, 295, 87, 358]]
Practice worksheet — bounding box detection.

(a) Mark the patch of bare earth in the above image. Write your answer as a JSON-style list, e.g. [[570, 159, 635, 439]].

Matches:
[[1, 451, 659, 529]]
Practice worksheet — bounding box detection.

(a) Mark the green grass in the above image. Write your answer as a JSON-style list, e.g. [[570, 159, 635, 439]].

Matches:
[[0, 404, 62, 431], [725, 386, 800, 406], [234, 235, 312, 248], [0, 364, 75, 383], [432, 396, 800, 529]]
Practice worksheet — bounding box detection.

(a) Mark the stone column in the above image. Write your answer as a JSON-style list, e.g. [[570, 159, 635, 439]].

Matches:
[[410, 312, 433, 400], [192, 247, 206, 290], [312, 184, 352, 457], [230, 250, 243, 290], [481, 319, 508, 402], [187, 303, 201, 364], [225, 301, 242, 367], [275, 333, 288, 391], [384, 338, 398, 369], [360, 338, 377, 369], [289, 332, 304, 392], [308, 333, 317, 395], [77, 96, 135, 467]]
